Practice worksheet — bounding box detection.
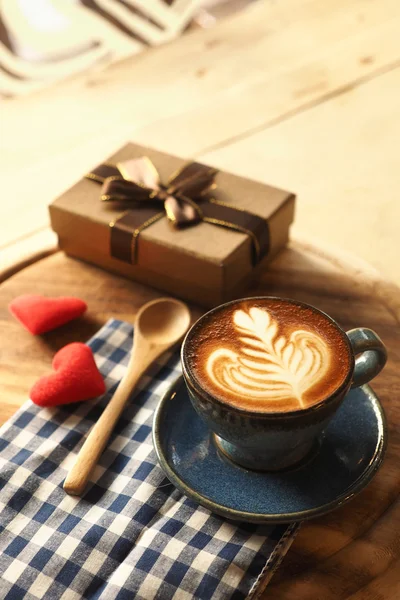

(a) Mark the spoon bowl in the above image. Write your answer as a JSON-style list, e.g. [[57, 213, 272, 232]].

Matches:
[[64, 297, 191, 496], [136, 298, 191, 345]]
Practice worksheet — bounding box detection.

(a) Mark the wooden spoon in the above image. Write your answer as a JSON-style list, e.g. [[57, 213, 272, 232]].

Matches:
[[63, 298, 191, 496]]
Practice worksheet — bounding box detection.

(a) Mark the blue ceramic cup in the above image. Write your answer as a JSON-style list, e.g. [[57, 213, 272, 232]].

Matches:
[[181, 297, 387, 471]]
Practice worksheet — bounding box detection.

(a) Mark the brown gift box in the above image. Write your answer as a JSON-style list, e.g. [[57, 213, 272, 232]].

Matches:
[[49, 143, 295, 307]]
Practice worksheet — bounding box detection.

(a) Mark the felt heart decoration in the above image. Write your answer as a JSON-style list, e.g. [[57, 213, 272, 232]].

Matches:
[[30, 343, 106, 407], [9, 295, 87, 335]]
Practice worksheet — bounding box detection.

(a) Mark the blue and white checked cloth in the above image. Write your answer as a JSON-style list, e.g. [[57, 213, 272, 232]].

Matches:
[[0, 319, 299, 600]]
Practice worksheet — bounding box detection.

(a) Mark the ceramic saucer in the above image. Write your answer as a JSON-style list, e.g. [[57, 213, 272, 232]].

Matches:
[[153, 376, 387, 523]]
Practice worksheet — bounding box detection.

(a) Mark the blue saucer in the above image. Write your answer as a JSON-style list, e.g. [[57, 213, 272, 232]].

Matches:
[[153, 376, 387, 523]]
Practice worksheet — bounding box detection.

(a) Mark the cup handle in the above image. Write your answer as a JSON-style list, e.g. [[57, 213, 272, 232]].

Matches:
[[346, 328, 387, 388]]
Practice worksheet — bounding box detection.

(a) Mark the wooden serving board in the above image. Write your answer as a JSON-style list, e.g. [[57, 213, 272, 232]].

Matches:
[[0, 240, 399, 599]]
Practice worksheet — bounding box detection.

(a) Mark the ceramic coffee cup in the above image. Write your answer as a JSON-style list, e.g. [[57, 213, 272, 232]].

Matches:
[[181, 297, 387, 471]]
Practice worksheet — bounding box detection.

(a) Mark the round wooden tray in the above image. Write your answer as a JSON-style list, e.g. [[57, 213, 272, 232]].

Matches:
[[1, 240, 399, 599]]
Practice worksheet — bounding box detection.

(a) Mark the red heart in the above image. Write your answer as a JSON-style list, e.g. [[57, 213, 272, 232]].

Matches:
[[30, 343, 106, 407], [9, 295, 87, 335]]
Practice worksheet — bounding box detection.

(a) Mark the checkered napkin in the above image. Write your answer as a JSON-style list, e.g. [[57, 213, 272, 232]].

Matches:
[[0, 319, 299, 600]]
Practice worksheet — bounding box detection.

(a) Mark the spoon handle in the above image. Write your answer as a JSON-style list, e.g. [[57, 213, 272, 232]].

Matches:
[[63, 363, 142, 496]]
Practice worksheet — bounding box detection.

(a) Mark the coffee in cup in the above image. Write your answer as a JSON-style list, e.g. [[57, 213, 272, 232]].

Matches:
[[186, 298, 352, 414], [182, 297, 387, 471]]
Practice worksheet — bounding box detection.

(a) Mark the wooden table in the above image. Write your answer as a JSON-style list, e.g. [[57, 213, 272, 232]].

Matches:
[[1, 0, 400, 598], [1, 0, 399, 280]]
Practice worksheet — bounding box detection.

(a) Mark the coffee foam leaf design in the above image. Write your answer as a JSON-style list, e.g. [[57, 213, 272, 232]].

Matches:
[[206, 307, 330, 407]]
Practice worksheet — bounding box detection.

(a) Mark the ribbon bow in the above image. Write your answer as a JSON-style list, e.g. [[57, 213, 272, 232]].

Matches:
[[88, 157, 218, 228], [86, 156, 270, 266]]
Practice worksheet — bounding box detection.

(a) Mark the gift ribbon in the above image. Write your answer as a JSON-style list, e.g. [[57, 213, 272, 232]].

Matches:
[[86, 157, 270, 265]]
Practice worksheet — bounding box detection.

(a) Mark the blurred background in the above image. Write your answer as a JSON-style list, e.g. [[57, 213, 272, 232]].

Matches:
[[0, 0, 253, 96]]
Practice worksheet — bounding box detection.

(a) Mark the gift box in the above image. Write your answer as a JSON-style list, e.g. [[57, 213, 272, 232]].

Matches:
[[50, 143, 295, 307]]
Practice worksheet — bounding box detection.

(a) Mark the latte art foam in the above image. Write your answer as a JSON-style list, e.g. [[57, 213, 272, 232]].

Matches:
[[206, 307, 330, 407], [186, 299, 352, 412]]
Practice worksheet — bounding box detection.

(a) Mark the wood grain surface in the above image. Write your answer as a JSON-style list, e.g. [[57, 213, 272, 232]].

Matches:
[[0, 240, 399, 599], [2, 0, 400, 284]]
